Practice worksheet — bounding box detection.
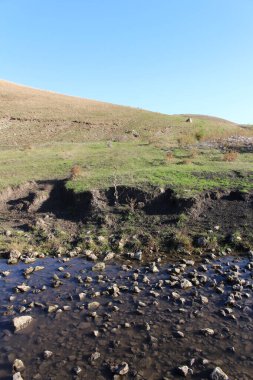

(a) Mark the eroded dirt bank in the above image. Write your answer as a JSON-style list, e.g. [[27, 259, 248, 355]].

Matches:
[[0, 181, 252, 261]]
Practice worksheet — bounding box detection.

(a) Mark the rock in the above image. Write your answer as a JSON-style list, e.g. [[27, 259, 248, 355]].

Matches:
[[200, 296, 209, 304], [108, 284, 120, 297], [92, 262, 105, 271], [150, 262, 159, 273], [34, 266, 44, 272], [79, 293, 86, 301], [23, 267, 34, 276], [201, 328, 215, 336], [112, 362, 129, 375], [134, 251, 142, 261], [104, 252, 115, 261], [43, 350, 53, 359], [48, 305, 58, 313], [177, 365, 189, 376], [24, 257, 36, 264], [143, 275, 150, 284], [88, 302, 100, 310], [150, 290, 160, 298], [8, 249, 21, 265], [88, 253, 98, 261], [210, 367, 229, 380], [171, 292, 181, 300], [180, 279, 193, 289], [13, 359, 25, 372], [196, 237, 208, 247], [16, 284, 31, 292], [89, 351, 100, 362], [132, 286, 141, 294], [1, 270, 10, 276], [13, 316, 33, 332], [174, 331, 185, 338], [73, 366, 82, 375], [13, 373, 23, 380]]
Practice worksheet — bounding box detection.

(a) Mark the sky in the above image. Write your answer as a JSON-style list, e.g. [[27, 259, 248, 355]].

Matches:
[[0, 0, 253, 124]]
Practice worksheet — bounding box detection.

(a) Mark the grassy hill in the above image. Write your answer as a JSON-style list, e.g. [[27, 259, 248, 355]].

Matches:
[[0, 79, 253, 193]]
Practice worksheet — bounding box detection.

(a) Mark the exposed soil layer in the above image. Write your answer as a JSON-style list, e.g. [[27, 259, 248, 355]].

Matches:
[[0, 181, 253, 258]]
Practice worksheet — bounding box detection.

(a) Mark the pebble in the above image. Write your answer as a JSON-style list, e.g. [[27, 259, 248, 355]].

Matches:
[[48, 305, 58, 313], [112, 362, 129, 375], [92, 262, 105, 271], [201, 328, 215, 336], [43, 350, 53, 359], [210, 367, 229, 380], [16, 284, 31, 292], [104, 252, 115, 261], [177, 365, 189, 377], [78, 293, 86, 301], [13, 359, 25, 372], [180, 279, 193, 289], [13, 373, 23, 380], [73, 366, 82, 375], [88, 302, 100, 310]]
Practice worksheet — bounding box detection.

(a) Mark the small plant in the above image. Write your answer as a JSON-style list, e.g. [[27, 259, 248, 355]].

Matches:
[[174, 231, 192, 251], [181, 158, 192, 165], [126, 196, 138, 212], [177, 213, 188, 226], [223, 151, 238, 162], [189, 148, 198, 159], [195, 127, 205, 142], [165, 151, 174, 161], [70, 165, 82, 179]]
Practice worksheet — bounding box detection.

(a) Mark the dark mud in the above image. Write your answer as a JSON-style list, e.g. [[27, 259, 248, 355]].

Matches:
[[0, 253, 253, 379]]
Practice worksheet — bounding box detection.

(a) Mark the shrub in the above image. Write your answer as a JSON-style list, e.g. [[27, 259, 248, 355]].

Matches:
[[70, 165, 82, 179], [223, 151, 238, 162], [195, 128, 205, 142], [177, 135, 195, 147]]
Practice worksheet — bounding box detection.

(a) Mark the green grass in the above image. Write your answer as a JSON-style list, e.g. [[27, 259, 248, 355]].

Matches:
[[0, 80, 253, 194], [0, 141, 252, 194]]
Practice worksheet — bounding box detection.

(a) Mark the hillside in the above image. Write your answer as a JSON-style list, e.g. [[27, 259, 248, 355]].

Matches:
[[0, 79, 253, 192]]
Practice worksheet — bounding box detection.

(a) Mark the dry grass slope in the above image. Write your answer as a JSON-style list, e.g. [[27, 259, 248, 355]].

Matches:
[[0, 79, 253, 193]]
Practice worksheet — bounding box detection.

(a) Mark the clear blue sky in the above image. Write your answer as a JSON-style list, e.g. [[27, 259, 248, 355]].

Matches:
[[0, 0, 253, 123]]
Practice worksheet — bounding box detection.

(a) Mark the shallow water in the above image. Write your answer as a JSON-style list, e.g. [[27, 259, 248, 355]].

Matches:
[[0, 255, 252, 379]]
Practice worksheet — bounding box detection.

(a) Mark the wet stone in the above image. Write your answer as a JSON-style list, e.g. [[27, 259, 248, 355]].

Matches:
[[111, 361, 129, 375], [92, 262, 105, 271], [13, 316, 33, 332], [43, 350, 53, 359], [88, 302, 100, 310], [13, 359, 25, 372], [13, 373, 23, 380], [177, 365, 189, 377], [211, 367, 229, 380]]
